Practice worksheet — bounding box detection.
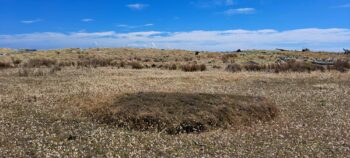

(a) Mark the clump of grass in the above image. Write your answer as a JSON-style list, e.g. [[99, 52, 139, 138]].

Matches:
[[212, 65, 222, 69], [226, 64, 242, 72], [0, 61, 12, 69], [129, 62, 144, 69], [58, 61, 76, 67], [49, 65, 62, 74], [244, 64, 266, 71], [25, 58, 57, 68], [77, 57, 113, 68], [18, 68, 46, 77], [18, 68, 29, 76], [222, 54, 237, 63], [181, 64, 206, 72], [11, 58, 22, 65], [333, 60, 350, 72], [87, 92, 278, 134], [160, 63, 178, 70]]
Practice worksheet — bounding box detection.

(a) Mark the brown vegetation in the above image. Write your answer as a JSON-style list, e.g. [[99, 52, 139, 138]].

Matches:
[[0, 61, 12, 69], [128, 61, 144, 69], [1, 48, 350, 157], [221, 53, 237, 63], [24, 58, 57, 68], [88, 92, 278, 134], [225, 64, 242, 72], [181, 64, 206, 72]]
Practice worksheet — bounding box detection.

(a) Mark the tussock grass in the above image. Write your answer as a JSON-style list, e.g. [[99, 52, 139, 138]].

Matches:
[[24, 58, 57, 68], [181, 64, 206, 72], [0, 61, 12, 69], [128, 62, 144, 69], [77, 57, 113, 68], [333, 59, 350, 72], [221, 54, 237, 63], [225, 64, 242, 72]]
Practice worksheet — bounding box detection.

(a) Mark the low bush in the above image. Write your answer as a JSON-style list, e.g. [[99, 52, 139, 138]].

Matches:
[[0, 61, 12, 69], [129, 62, 144, 69], [221, 54, 237, 63], [161, 63, 178, 70], [77, 57, 113, 68], [181, 64, 206, 72], [225, 64, 242, 72], [333, 60, 350, 72], [25, 58, 57, 68], [226, 61, 330, 73], [18, 68, 46, 77]]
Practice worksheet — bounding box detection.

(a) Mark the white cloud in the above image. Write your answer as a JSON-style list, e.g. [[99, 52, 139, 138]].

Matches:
[[144, 23, 154, 27], [126, 3, 148, 10], [20, 19, 42, 24], [192, 0, 235, 8], [117, 23, 154, 29], [333, 3, 350, 8], [81, 18, 94, 22], [1, 28, 350, 51], [223, 8, 255, 15]]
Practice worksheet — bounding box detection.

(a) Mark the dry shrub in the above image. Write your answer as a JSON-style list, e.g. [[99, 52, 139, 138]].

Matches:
[[0, 61, 12, 69], [87, 92, 278, 134], [333, 60, 350, 72], [222, 54, 237, 63], [181, 64, 206, 72], [77, 57, 113, 68], [244, 64, 266, 71], [18, 68, 46, 77], [58, 61, 76, 67], [25, 58, 57, 68], [18, 68, 30, 77], [225, 64, 242, 72], [11, 58, 22, 65], [212, 65, 222, 69], [129, 62, 144, 69], [49, 65, 62, 74], [161, 63, 178, 70], [183, 57, 193, 62], [239, 61, 326, 73]]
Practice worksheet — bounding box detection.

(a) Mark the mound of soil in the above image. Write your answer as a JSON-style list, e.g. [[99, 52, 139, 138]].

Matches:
[[88, 92, 278, 134]]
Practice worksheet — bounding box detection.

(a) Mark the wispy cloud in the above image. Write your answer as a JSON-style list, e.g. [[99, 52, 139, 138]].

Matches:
[[333, 3, 350, 8], [81, 18, 94, 22], [1, 28, 349, 51], [223, 8, 255, 15], [117, 23, 154, 29], [192, 0, 235, 8], [126, 3, 149, 10], [144, 23, 154, 26], [20, 19, 42, 24]]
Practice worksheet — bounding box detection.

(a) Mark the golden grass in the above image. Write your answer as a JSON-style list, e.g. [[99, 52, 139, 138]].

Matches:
[[0, 48, 350, 157]]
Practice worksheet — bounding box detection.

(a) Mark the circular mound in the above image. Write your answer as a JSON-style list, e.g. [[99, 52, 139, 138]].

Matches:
[[90, 92, 278, 134]]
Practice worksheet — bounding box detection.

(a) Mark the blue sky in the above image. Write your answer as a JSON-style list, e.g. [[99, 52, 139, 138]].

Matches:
[[1, 0, 350, 51]]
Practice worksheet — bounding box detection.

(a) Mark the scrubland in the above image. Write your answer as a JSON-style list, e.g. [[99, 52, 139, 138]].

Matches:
[[0, 48, 350, 157]]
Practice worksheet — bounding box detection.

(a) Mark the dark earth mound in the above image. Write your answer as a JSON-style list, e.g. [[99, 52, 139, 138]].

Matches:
[[88, 92, 278, 134]]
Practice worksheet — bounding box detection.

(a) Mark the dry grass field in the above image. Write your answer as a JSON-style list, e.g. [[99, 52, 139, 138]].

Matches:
[[1, 48, 350, 157]]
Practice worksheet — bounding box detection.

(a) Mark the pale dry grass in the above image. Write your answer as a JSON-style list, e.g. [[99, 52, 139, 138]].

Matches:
[[1, 67, 350, 157], [0, 48, 350, 157]]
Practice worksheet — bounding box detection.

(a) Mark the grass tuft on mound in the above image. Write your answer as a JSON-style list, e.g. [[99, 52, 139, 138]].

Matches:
[[87, 92, 278, 134]]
